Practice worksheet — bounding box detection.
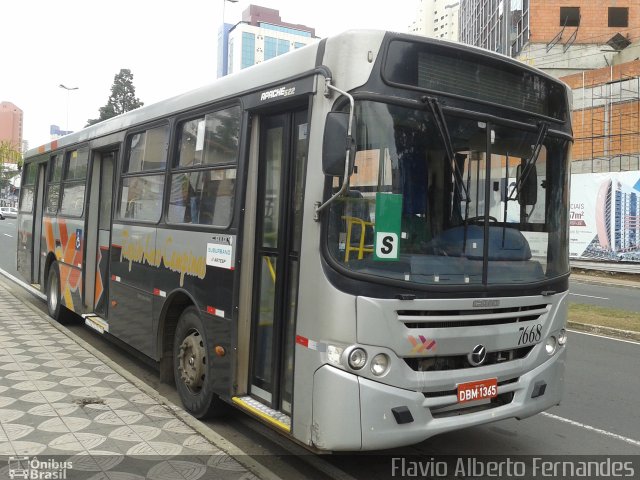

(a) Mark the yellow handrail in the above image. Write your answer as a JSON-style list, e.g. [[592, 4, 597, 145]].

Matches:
[[265, 256, 276, 283], [342, 216, 374, 262]]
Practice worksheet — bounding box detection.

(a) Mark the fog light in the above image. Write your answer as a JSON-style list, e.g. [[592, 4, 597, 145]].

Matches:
[[327, 345, 343, 365], [558, 329, 567, 346], [371, 354, 390, 376], [348, 348, 367, 370], [545, 336, 557, 355]]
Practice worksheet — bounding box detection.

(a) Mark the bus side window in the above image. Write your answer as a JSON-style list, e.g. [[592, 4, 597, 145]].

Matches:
[[212, 178, 234, 225]]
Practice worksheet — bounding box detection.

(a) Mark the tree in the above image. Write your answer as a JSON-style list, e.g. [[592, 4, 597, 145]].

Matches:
[[86, 69, 144, 126], [0, 141, 21, 199], [0, 140, 21, 167]]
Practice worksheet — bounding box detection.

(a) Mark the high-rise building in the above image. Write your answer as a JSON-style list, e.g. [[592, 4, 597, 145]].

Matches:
[[218, 5, 319, 78], [409, 0, 460, 42], [0, 102, 23, 154]]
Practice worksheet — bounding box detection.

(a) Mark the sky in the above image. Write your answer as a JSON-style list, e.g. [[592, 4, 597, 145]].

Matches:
[[2, 0, 419, 149]]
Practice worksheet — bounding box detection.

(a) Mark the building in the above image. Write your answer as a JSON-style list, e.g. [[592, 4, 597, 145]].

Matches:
[[562, 61, 640, 175], [458, 1, 638, 72], [459, 0, 523, 56], [218, 5, 319, 78], [0, 102, 23, 154], [409, 0, 460, 41]]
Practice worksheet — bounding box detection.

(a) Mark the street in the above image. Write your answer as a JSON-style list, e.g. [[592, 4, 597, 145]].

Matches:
[[569, 279, 640, 312]]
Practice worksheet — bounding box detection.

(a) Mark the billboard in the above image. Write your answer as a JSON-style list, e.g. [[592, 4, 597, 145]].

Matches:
[[570, 172, 640, 262]]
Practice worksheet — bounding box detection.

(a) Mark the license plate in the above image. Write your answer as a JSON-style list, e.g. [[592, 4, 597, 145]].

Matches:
[[457, 378, 498, 403]]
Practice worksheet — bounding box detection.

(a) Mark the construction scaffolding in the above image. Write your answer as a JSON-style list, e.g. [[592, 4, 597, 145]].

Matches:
[[572, 71, 640, 174]]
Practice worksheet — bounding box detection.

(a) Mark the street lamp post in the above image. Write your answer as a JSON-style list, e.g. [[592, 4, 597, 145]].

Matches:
[[221, 0, 240, 77], [222, 0, 239, 25], [59, 84, 79, 133]]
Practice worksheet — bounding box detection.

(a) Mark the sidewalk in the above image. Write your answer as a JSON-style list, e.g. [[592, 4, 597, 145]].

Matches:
[[0, 276, 258, 480]]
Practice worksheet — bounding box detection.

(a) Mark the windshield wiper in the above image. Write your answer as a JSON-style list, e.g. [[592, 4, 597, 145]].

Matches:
[[427, 97, 473, 253], [427, 97, 470, 204], [508, 121, 549, 202]]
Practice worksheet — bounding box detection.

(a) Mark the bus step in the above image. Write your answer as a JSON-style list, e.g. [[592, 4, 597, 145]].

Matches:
[[82, 314, 109, 334], [231, 396, 291, 432]]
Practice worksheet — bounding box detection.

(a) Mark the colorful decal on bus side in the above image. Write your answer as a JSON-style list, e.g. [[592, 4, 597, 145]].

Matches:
[[43, 217, 83, 312], [94, 246, 109, 309]]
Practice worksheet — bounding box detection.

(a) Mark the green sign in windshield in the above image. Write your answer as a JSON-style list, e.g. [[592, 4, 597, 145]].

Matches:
[[374, 193, 402, 261]]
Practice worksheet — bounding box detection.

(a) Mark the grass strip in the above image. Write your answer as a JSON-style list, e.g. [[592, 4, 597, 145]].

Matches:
[[568, 303, 640, 333]]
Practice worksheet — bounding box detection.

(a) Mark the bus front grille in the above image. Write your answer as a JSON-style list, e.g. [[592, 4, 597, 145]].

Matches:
[[398, 303, 550, 329], [404, 345, 534, 371]]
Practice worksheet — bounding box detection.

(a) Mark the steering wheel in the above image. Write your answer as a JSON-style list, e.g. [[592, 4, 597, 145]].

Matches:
[[466, 215, 498, 223]]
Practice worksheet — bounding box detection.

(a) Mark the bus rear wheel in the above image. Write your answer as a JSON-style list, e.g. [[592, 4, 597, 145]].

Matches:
[[46, 262, 62, 320], [173, 307, 226, 418]]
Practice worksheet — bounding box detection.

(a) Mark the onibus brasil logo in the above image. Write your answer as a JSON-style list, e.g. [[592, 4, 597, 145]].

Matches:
[[7, 456, 72, 480]]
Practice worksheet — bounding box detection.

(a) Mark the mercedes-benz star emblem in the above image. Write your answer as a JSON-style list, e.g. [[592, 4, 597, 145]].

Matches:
[[468, 344, 487, 367]]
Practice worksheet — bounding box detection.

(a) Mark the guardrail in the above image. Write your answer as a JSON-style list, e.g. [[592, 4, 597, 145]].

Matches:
[[570, 260, 640, 274]]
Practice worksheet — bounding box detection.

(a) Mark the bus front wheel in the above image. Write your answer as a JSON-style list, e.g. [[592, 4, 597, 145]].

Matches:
[[173, 307, 225, 418]]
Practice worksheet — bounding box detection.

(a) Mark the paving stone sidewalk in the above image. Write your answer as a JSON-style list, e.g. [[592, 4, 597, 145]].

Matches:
[[0, 281, 257, 480]]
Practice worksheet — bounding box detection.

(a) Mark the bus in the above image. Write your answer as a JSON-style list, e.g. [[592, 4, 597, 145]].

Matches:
[[17, 30, 572, 451]]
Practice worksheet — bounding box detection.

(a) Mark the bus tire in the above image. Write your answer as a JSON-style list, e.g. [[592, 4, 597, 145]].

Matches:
[[46, 262, 63, 321], [173, 306, 226, 418]]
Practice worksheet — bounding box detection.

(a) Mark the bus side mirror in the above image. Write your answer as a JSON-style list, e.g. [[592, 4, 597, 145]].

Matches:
[[516, 164, 538, 205], [322, 112, 355, 177]]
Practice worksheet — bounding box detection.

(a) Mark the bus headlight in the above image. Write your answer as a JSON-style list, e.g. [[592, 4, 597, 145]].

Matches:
[[371, 354, 390, 376], [348, 348, 367, 370], [558, 328, 567, 346], [545, 336, 557, 355]]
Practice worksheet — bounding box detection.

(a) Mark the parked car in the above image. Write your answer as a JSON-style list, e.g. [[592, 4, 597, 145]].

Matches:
[[0, 207, 17, 219]]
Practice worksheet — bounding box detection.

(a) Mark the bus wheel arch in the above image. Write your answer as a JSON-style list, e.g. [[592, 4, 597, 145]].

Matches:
[[158, 291, 195, 384], [43, 253, 57, 288]]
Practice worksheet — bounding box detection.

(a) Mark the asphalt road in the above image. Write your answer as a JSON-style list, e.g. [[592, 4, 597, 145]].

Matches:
[[0, 217, 17, 277], [569, 279, 640, 312]]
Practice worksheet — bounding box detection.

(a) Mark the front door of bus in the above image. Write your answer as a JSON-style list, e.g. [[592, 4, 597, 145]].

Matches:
[[251, 109, 308, 414]]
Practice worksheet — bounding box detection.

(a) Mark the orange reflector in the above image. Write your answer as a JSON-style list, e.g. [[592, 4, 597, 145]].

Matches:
[[215, 346, 226, 357]]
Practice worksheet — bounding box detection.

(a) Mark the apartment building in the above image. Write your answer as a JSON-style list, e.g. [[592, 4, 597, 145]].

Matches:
[[218, 5, 318, 77], [409, 0, 460, 41], [0, 102, 23, 154]]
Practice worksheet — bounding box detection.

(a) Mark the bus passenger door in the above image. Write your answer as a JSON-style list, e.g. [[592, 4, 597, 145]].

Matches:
[[85, 150, 116, 316], [250, 109, 308, 415]]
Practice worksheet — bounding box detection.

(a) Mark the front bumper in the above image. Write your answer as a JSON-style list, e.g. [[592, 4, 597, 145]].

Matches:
[[311, 347, 565, 451]]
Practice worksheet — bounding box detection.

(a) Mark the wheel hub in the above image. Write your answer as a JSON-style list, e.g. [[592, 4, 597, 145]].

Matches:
[[177, 331, 206, 393]]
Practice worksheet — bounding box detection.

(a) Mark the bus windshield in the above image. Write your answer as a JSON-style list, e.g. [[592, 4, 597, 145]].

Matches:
[[326, 101, 571, 286]]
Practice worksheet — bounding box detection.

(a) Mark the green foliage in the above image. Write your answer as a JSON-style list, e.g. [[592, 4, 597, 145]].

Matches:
[[0, 140, 21, 165], [86, 69, 144, 126]]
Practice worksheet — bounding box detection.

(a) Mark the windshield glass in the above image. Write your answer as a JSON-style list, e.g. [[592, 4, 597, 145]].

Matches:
[[326, 101, 570, 286]]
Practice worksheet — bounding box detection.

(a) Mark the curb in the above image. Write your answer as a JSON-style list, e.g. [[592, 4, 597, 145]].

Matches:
[[568, 321, 640, 343], [13, 283, 282, 480]]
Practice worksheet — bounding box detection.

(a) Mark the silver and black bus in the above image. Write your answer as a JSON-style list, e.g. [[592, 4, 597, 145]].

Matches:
[[18, 30, 572, 451]]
